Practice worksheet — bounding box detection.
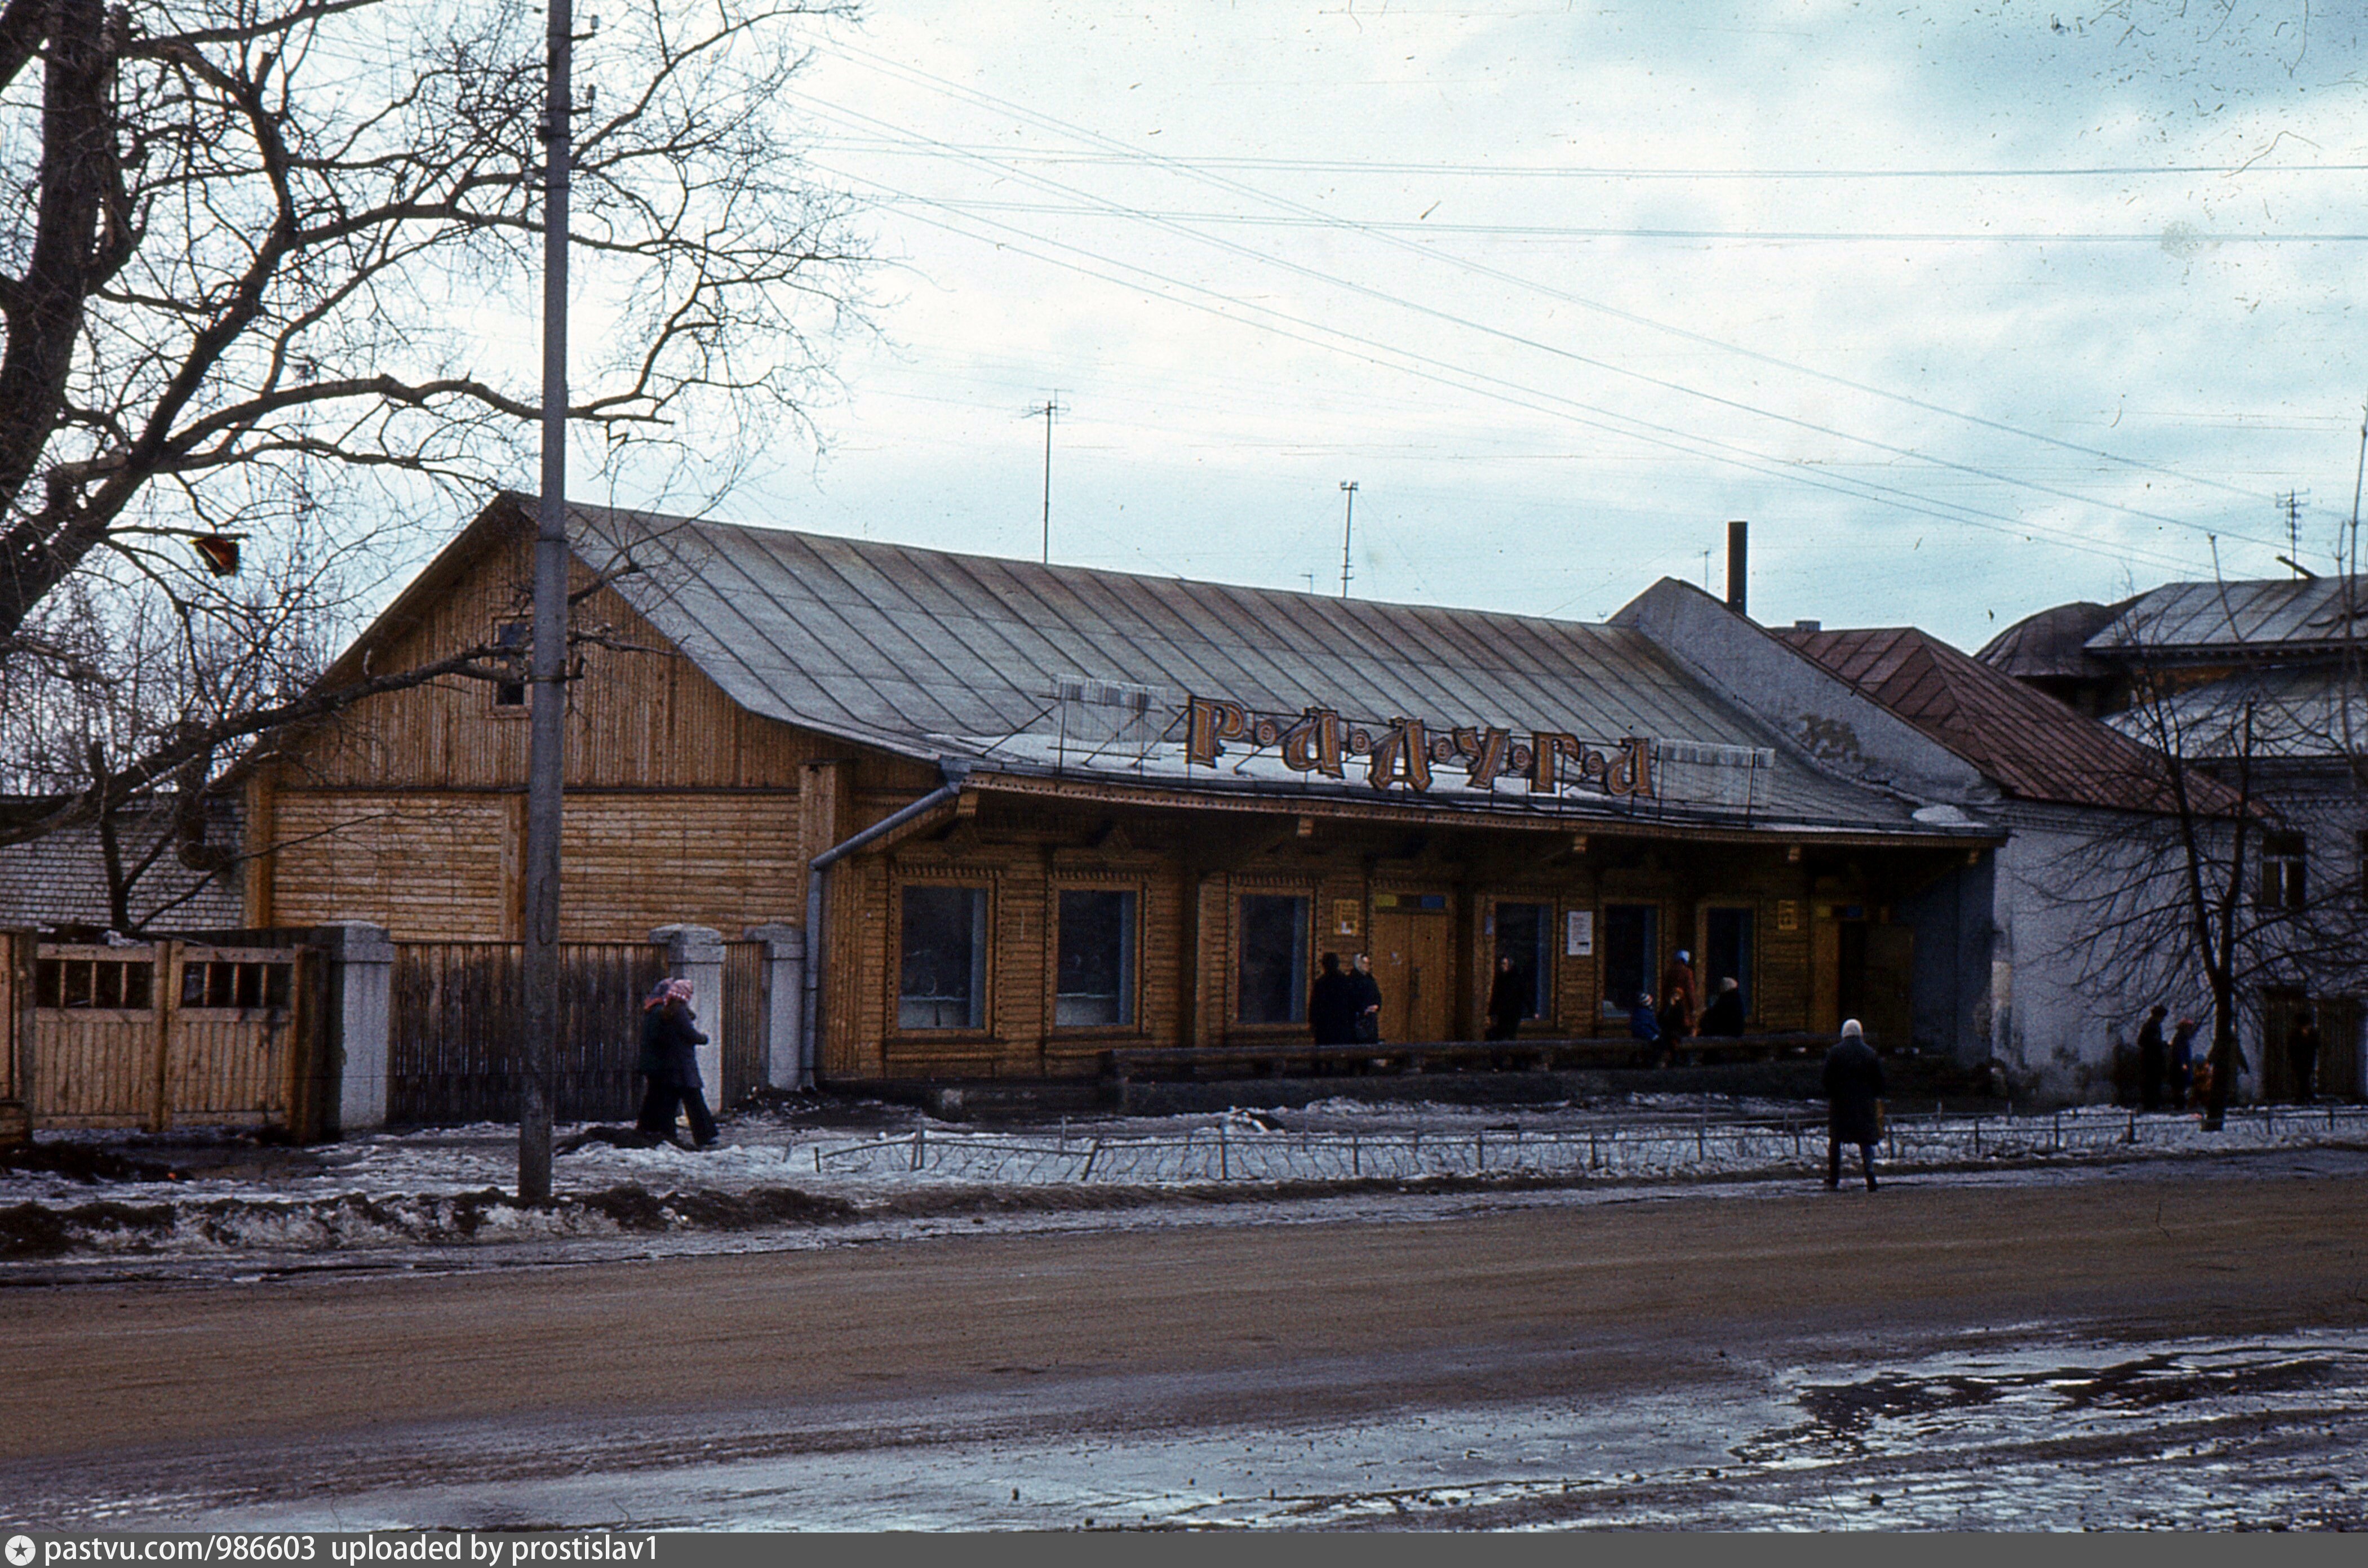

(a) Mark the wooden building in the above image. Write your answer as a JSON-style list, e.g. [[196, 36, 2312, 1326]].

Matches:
[[247, 496, 1997, 1087]]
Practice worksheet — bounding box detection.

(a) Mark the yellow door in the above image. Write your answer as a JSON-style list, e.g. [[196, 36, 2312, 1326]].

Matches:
[[1372, 909, 1454, 1043]]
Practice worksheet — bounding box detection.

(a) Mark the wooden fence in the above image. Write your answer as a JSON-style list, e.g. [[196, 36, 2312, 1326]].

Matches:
[[2, 933, 323, 1135], [388, 941, 667, 1125]]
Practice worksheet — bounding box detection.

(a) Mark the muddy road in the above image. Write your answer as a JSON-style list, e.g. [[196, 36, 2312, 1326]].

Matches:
[[8, 1160, 2368, 1528]]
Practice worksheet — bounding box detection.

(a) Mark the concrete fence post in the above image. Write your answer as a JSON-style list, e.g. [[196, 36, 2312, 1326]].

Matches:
[[650, 925, 726, 1101], [314, 921, 394, 1136], [743, 923, 808, 1091]]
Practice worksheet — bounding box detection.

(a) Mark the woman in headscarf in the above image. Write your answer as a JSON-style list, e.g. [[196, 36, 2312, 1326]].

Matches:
[[1821, 1018, 1884, 1192], [635, 976, 717, 1148]]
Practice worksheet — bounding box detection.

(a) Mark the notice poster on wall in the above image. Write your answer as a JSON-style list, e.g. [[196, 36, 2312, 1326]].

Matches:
[[1566, 909, 1594, 957], [1334, 899, 1362, 938]]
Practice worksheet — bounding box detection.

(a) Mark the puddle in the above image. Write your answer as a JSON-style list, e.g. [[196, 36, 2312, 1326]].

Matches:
[[15, 1333, 2368, 1530]]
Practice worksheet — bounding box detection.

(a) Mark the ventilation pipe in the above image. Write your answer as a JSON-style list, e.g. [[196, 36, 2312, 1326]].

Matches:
[[1725, 519, 1749, 616]]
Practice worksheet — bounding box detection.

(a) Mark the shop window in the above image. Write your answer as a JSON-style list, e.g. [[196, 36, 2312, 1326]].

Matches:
[[1493, 901, 1552, 1019], [1237, 894, 1309, 1025], [1705, 907, 1754, 1016], [2260, 833, 2307, 912], [1056, 889, 1137, 1027], [1599, 904, 1658, 1018], [2356, 830, 2368, 907], [899, 885, 988, 1029]]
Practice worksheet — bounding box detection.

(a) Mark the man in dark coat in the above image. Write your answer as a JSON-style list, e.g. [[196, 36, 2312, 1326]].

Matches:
[[1485, 956, 1528, 1041], [2136, 1003, 2169, 1112], [635, 977, 717, 1148], [1349, 952, 1383, 1045], [1822, 1018, 1884, 1192], [1699, 976, 1745, 1038], [1309, 952, 1360, 1046]]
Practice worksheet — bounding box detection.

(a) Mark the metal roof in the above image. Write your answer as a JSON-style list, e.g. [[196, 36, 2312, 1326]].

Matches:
[[1780, 626, 2209, 813], [2104, 664, 2368, 763], [2088, 578, 2368, 657], [564, 503, 1932, 834], [1975, 599, 2128, 679]]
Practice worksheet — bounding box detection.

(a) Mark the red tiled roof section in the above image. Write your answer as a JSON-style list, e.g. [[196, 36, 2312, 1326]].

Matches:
[[1776, 626, 2225, 814]]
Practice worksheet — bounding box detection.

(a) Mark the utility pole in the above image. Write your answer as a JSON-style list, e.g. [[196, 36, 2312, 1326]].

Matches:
[[1028, 393, 1061, 563], [1338, 480, 1358, 598], [519, 0, 574, 1203]]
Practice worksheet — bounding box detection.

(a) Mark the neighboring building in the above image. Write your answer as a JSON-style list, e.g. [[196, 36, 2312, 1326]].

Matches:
[[0, 796, 244, 933], [1983, 577, 2368, 1101], [1970, 597, 2132, 717], [1616, 581, 2229, 1100], [246, 495, 1995, 1087]]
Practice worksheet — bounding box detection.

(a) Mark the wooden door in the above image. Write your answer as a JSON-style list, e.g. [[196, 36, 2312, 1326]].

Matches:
[[1372, 910, 1453, 1043], [1810, 919, 1841, 1034], [2320, 996, 2363, 1100], [1861, 925, 1915, 1051]]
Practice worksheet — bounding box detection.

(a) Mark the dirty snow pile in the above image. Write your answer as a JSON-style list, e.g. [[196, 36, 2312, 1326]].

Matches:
[[3, 1100, 2363, 1262]]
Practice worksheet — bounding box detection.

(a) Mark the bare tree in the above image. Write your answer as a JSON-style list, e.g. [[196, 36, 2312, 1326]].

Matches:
[[2047, 583, 2368, 1126], [0, 0, 867, 852]]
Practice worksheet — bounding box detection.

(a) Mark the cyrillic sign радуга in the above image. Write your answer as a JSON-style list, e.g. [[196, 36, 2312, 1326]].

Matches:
[[1184, 696, 1655, 799]]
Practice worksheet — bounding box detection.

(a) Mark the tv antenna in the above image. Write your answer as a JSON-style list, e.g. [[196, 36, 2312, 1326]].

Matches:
[[1026, 393, 1062, 563], [1339, 480, 1358, 598]]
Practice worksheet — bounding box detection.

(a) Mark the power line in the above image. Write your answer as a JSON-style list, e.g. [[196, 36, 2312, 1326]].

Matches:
[[813, 40, 2304, 524], [888, 196, 2368, 245], [821, 166, 2214, 578], [794, 88, 2287, 554], [810, 139, 2368, 181]]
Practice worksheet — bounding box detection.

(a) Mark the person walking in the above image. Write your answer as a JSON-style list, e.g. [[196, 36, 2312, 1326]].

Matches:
[[2170, 1016, 2201, 1108], [2136, 1003, 2169, 1112], [1485, 955, 1528, 1042], [1822, 1018, 1884, 1192], [635, 976, 717, 1149], [1309, 952, 1359, 1047], [1349, 952, 1383, 1045]]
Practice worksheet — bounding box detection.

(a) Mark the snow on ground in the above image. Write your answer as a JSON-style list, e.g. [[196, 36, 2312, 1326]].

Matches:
[[4, 1097, 2364, 1264]]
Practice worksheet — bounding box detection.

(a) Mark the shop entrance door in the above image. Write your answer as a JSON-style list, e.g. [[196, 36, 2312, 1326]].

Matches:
[[1372, 904, 1453, 1043]]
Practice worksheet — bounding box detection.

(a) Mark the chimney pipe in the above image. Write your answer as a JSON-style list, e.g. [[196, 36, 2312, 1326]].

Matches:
[[1725, 519, 1749, 616]]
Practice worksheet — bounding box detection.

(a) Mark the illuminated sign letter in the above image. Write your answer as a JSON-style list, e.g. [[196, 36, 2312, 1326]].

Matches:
[[1185, 696, 1248, 767], [1529, 732, 1582, 793], [1366, 718, 1433, 792], [1283, 708, 1344, 778], [1604, 736, 1656, 798], [1453, 726, 1511, 789]]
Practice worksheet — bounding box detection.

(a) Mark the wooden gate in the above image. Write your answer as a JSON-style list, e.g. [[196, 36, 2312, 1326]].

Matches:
[[20, 939, 320, 1134], [388, 941, 665, 1125]]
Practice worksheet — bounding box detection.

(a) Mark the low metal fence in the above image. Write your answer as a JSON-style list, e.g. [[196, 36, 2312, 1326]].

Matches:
[[795, 1103, 2368, 1187]]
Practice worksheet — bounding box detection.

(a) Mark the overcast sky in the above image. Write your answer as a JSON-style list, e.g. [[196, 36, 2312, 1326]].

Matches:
[[695, 1, 2365, 651]]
